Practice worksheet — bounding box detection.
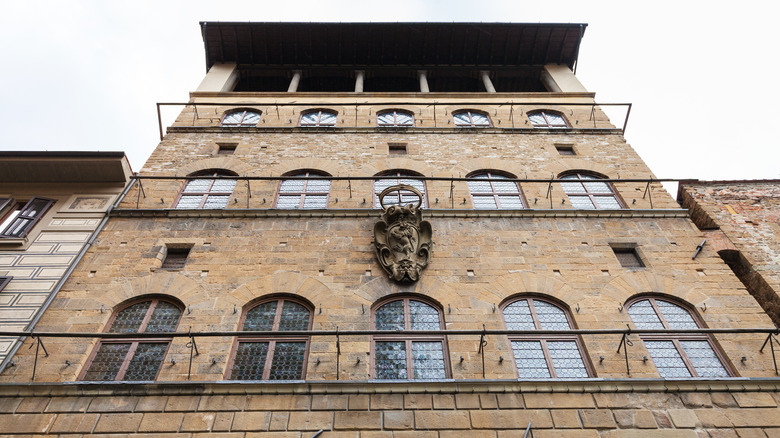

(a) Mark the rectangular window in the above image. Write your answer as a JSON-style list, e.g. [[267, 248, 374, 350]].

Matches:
[[0, 197, 54, 238], [388, 143, 407, 155], [161, 246, 191, 270], [217, 143, 238, 155], [555, 144, 576, 155], [613, 247, 644, 268]]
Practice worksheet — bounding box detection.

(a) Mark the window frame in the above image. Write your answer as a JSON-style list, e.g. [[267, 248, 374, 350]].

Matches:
[[559, 171, 625, 210], [370, 295, 451, 380], [0, 197, 55, 239], [274, 171, 332, 209], [376, 109, 415, 127], [173, 170, 238, 209], [452, 110, 492, 128], [527, 110, 570, 128], [80, 297, 182, 382], [299, 109, 338, 127], [220, 109, 261, 127], [373, 170, 428, 209], [626, 296, 733, 378], [225, 297, 313, 381], [466, 171, 528, 210], [501, 296, 593, 379]]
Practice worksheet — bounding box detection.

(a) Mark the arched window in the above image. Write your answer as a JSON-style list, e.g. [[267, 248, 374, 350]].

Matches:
[[228, 297, 312, 380], [452, 110, 491, 127], [81, 298, 182, 381], [502, 297, 590, 378], [276, 171, 331, 209], [221, 109, 261, 127], [174, 169, 237, 209], [372, 296, 449, 379], [373, 170, 427, 208], [527, 110, 569, 128], [467, 171, 526, 209], [560, 172, 623, 210], [377, 109, 415, 127], [628, 297, 730, 378], [299, 109, 338, 127]]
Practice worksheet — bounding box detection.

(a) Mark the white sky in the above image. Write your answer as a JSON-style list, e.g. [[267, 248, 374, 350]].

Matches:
[[1, 1, 777, 184]]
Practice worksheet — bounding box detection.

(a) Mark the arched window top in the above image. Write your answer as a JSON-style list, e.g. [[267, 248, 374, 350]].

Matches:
[[467, 171, 526, 210], [189, 168, 239, 177], [221, 109, 261, 127], [502, 297, 573, 331], [452, 110, 491, 127], [109, 298, 183, 334], [627, 297, 700, 330], [276, 170, 332, 209], [527, 110, 569, 128], [377, 109, 415, 127], [242, 297, 313, 332], [373, 296, 443, 331], [300, 109, 338, 127], [175, 169, 237, 209], [373, 170, 427, 208], [559, 171, 623, 210]]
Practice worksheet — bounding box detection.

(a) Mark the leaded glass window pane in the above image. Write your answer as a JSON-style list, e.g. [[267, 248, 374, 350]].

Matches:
[[628, 300, 664, 329], [472, 196, 498, 209], [376, 301, 404, 331], [303, 195, 327, 209], [278, 301, 310, 331], [546, 113, 567, 127], [528, 111, 568, 128], [378, 111, 414, 127], [534, 300, 571, 330], [511, 341, 551, 378], [644, 340, 691, 378], [268, 342, 306, 380], [319, 112, 337, 126], [412, 341, 446, 379], [453, 112, 473, 126], [594, 196, 621, 209], [83, 343, 131, 381], [375, 341, 407, 379], [409, 300, 440, 330], [109, 301, 151, 333], [560, 173, 621, 210], [276, 196, 300, 209], [280, 179, 305, 193], [222, 111, 260, 127], [211, 180, 237, 193], [300, 112, 320, 125], [145, 301, 182, 333], [183, 179, 212, 193], [123, 343, 168, 381], [503, 300, 536, 330], [277, 173, 331, 210], [231, 342, 270, 380], [174, 195, 201, 209], [467, 179, 492, 193], [301, 111, 337, 126], [203, 195, 230, 209], [548, 341, 589, 378], [498, 196, 525, 209], [679, 340, 729, 377], [243, 301, 278, 331], [528, 113, 547, 126], [657, 301, 698, 329]]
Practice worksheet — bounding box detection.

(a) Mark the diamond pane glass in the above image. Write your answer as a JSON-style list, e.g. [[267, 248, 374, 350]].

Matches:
[[109, 301, 151, 333], [467, 180, 492, 193], [278, 301, 310, 331], [123, 342, 168, 381], [548, 341, 588, 378], [561, 180, 586, 194], [280, 179, 305, 193], [307, 180, 331, 192], [412, 341, 446, 379], [493, 180, 518, 193], [243, 301, 278, 331], [593, 196, 621, 209], [503, 300, 536, 330], [145, 301, 181, 333], [569, 196, 596, 209], [276, 196, 300, 209], [303, 195, 327, 209], [268, 342, 306, 380], [472, 196, 498, 209], [584, 181, 612, 194], [175, 195, 202, 209], [211, 180, 236, 193], [183, 179, 211, 193], [231, 341, 269, 380], [409, 300, 440, 330], [511, 340, 551, 378], [203, 195, 230, 209], [534, 301, 571, 330], [645, 340, 692, 378], [376, 300, 404, 330], [375, 341, 407, 379], [656, 301, 698, 329], [83, 343, 131, 381], [628, 300, 664, 329], [498, 196, 524, 209], [679, 340, 729, 377]]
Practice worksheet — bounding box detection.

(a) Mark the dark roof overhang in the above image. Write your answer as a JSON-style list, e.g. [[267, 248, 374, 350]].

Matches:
[[0, 151, 132, 183], [199, 22, 587, 71]]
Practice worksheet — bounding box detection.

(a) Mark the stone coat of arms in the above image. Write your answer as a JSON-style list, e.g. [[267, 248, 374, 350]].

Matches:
[[373, 184, 432, 283]]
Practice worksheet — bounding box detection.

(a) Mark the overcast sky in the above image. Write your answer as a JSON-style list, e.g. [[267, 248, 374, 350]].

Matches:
[[1, 1, 777, 185]]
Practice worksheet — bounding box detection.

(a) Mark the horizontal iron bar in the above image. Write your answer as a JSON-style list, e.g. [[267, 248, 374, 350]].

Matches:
[[127, 175, 680, 183]]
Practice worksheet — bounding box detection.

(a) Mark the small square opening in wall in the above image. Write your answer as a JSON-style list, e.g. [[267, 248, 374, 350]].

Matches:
[[162, 245, 192, 270], [216, 143, 238, 155], [388, 142, 407, 155], [612, 247, 644, 268], [555, 144, 576, 155]]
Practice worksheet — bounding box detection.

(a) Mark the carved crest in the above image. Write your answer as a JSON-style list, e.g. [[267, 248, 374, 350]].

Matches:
[[373, 184, 432, 283]]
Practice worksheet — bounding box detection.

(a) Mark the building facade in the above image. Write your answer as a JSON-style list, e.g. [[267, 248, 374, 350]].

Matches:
[[0, 23, 779, 436]]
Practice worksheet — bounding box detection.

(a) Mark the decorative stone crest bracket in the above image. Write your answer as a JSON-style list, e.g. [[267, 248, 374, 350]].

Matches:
[[373, 184, 432, 283]]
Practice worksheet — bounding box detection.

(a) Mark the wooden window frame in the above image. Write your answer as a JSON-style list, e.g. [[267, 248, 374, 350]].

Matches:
[[226, 297, 312, 380], [299, 109, 338, 127], [220, 109, 261, 127], [80, 297, 182, 381], [452, 110, 492, 127], [626, 296, 733, 378], [274, 171, 332, 209], [373, 170, 428, 208], [0, 197, 55, 238], [377, 109, 415, 127], [173, 170, 237, 209], [370, 296, 451, 379], [501, 296, 593, 379], [528, 110, 570, 128], [559, 172, 626, 210], [466, 171, 528, 210]]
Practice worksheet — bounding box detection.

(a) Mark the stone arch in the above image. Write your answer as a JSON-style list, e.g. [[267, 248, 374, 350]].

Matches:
[[98, 271, 204, 310], [359, 158, 435, 178], [546, 162, 615, 179], [225, 271, 333, 312], [177, 157, 253, 176], [354, 276, 458, 313], [480, 272, 581, 311], [269, 159, 341, 177], [602, 271, 706, 308], [451, 158, 526, 180]]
